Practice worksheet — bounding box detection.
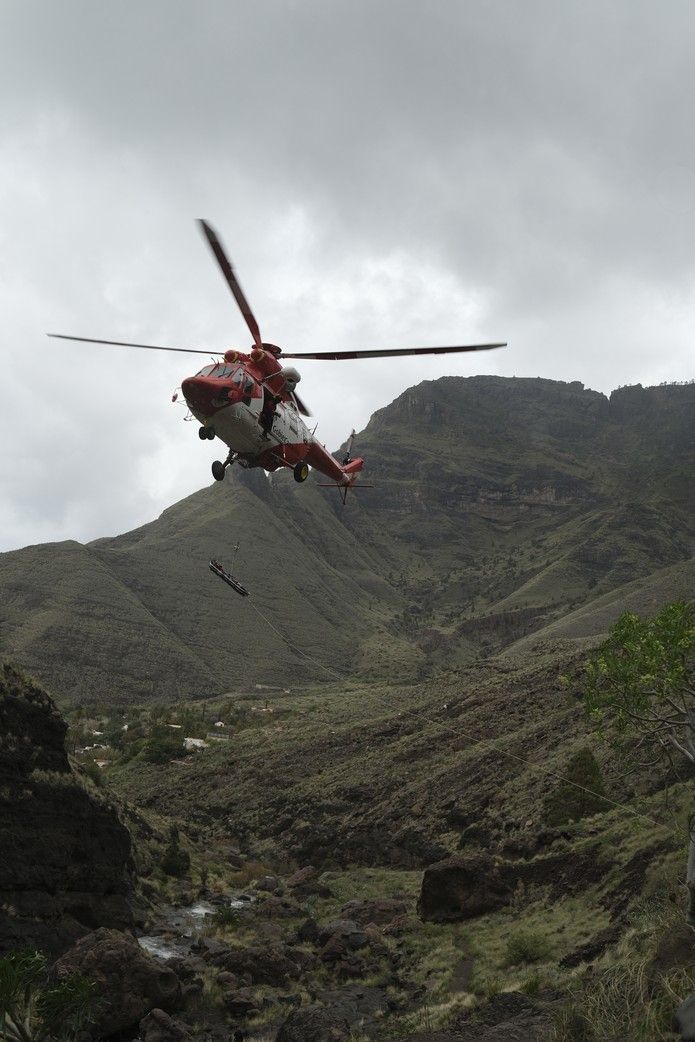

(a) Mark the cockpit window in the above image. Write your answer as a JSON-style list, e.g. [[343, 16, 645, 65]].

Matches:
[[194, 363, 241, 378]]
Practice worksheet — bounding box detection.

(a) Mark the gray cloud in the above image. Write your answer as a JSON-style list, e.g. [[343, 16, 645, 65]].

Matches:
[[1, 1, 693, 551]]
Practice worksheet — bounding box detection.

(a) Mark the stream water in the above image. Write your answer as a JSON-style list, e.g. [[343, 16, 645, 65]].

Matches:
[[138, 894, 251, 960]]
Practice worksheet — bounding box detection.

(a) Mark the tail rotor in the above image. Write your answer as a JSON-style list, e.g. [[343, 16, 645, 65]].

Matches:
[[342, 429, 356, 466]]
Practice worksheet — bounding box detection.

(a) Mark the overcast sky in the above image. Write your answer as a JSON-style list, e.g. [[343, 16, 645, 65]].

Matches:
[[1, 1, 694, 552]]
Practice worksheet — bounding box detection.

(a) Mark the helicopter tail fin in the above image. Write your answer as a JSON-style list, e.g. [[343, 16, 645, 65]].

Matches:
[[317, 458, 373, 504], [341, 456, 364, 480]]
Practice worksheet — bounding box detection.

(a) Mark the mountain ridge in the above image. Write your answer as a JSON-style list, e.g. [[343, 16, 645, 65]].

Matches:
[[0, 375, 692, 705]]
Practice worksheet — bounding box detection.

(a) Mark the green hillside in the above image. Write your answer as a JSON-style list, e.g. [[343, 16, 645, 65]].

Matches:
[[0, 376, 692, 705]]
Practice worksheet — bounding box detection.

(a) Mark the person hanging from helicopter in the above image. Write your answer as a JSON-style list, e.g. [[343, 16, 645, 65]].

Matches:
[[259, 388, 281, 437]]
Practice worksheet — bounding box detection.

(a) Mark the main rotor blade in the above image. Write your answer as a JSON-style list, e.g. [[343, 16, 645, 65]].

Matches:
[[47, 334, 220, 356], [291, 390, 312, 417], [281, 342, 507, 361], [198, 219, 262, 349]]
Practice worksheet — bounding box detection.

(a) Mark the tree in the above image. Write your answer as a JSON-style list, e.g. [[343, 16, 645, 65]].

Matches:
[[0, 950, 96, 1042], [584, 600, 695, 918], [160, 825, 191, 878], [142, 726, 183, 764]]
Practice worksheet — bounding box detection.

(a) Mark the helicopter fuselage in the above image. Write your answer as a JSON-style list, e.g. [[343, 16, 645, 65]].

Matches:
[[181, 347, 363, 485]]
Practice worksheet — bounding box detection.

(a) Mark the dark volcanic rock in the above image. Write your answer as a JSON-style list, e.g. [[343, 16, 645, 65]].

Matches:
[[210, 943, 304, 986], [559, 924, 622, 968], [275, 1004, 354, 1042], [418, 854, 512, 921], [419, 843, 613, 923], [276, 986, 387, 1041], [340, 898, 409, 926], [0, 662, 135, 956], [452, 991, 551, 1041], [139, 1009, 193, 1042], [221, 988, 259, 1018], [649, 923, 695, 979], [317, 920, 369, 950], [54, 928, 182, 1036]]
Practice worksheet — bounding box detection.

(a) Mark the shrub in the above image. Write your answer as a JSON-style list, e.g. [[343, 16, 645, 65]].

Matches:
[[543, 747, 608, 826], [211, 906, 239, 928], [79, 759, 104, 787], [160, 826, 191, 878], [142, 731, 183, 764], [502, 929, 551, 967], [0, 949, 96, 1042]]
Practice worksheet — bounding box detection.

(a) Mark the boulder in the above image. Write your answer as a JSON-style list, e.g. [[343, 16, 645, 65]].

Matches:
[[319, 936, 348, 965], [276, 1003, 354, 1042], [139, 1009, 192, 1042], [286, 866, 318, 888], [650, 923, 695, 979], [54, 928, 182, 1036], [340, 898, 409, 926], [221, 988, 259, 1018], [210, 943, 303, 986], [255, 875, 281, 892], [418, 854, 512, 922], [297, 917, 319, 943], [317, 920, 368, 950], [275, 987, 387, 1042]]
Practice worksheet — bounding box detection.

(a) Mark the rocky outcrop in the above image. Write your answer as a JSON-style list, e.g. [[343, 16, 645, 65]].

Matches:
[[139, 1009, 193, 1042], [418, 853, 512, 921], [55, 928, 182, 1037], [0, 662, 135, 956], [418, 844, 612, 922], [209, 943, 305, 986], [275, 986, 388, 1042]]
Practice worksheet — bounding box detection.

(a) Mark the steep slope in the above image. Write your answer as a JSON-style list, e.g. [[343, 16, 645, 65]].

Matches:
[[506, 555, 695, 653], [0, 661, 134, 955], [0, 377, 692, 704]]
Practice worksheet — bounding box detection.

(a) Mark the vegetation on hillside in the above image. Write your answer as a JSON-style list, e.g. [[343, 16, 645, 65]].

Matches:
[[0, 951, 96, 1042]]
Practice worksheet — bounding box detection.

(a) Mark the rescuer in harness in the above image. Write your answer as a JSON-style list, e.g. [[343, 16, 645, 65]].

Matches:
[[260, 390, 281, 437]]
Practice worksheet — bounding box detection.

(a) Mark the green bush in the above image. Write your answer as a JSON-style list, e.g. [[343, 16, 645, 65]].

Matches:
[[0, 949, 96, 1042], [142, 731, 183, 764], [160, 826, 190, 878], [211, 906, 239, 928], [502, 929, 551, 967], [79, 759, 104, 787], [543, 747, 608, 826]]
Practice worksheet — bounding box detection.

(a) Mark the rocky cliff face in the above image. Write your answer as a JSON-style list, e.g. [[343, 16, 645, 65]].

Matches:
[[0, 661, 135, 956]]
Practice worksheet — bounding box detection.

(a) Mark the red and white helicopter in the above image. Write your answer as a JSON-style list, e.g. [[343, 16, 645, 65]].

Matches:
[[50, 221, 506, 502]]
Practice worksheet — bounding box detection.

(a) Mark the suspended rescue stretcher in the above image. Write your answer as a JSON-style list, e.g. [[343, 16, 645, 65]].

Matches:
[[209, 558, 249, 597]]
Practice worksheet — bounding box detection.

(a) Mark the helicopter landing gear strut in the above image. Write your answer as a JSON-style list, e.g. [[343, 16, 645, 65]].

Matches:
[[199, 425, 216, 440], [212, 449, 238, 482]]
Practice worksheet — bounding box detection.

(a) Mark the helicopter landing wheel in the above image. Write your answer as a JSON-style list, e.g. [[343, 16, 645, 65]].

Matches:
[[212, 460, 226, 482], [198, 426, 207, 440], [293, 461, 309, 483]]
